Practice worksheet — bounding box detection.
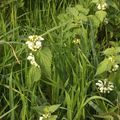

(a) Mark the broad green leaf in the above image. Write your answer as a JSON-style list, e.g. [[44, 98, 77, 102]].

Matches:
[[75, 5, 89, 15], [36, 47, 52, 78], [96, 58, 113, 75], [103, 47, 116, 56], [79, 13, 88, 22], [88, 15, 100, 28], [95, 11, 107, 22], [32, 104, 60, 114], [32, 106, 49, 114], [103, 47, 120, 56], [27, 66, 41, 88], [57, 13, 69, 23], [48, 104, 61, 113], [67, 7, 79, 17]]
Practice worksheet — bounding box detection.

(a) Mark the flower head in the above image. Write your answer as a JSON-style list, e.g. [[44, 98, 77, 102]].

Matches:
[[96, 79, 114, 93], [112, 64, 119, 72], [39, 116, 43, 120], [73, 39, 80, 44], [27, 53, 39, 67], [97, 2, 107, 10], [26, 35, 44, 51], [39, 113, 51, 120]]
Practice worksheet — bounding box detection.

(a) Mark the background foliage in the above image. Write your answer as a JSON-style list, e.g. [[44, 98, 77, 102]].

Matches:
[[0, 0, 120, 120]]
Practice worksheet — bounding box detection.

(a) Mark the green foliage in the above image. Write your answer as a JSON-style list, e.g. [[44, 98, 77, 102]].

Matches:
[[96, 46, 120, 75], [27, 66, 41, 88], [36, 47, 52, 78], [0, 0, 120, 120]]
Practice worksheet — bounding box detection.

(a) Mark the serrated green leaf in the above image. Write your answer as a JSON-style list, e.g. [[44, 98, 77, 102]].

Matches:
[[27, 66, 41, 88], [75, 5, 89, 15], [48, 104, 61, 113], [67, 7, 79, 17], [36, 47, 52, 78], [96, 58, 113, 75], [88, 15, 100, 28], [32, 106, 49, 114], [32, 104, 60, 115], [79, 13, 88, 22], [95, 11, 107, 22]]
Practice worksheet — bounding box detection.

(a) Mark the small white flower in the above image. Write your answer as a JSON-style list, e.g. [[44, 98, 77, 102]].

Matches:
[[39, 116, 43, 120], [38, 36, 44, 41], [97, 2, 107, 10], [27, 53, 35, 61], [28, 35, 34, 40], [108, 57, 114, 63], [112, 64, 119, 72], [26, 35, 44, 51], [39, 113, 51, 120], [34, 40, 42, 49], [43, 113, 51, 118], [96, 79, 114, 93], [104, 18, 108, 24], [27, 53, 39, 67]]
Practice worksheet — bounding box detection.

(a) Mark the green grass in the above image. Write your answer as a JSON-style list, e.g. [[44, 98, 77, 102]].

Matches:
[[0, 0, 120, 120]]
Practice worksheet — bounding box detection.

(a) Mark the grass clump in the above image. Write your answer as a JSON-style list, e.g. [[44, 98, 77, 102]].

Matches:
[[0, 0, 120, 120]]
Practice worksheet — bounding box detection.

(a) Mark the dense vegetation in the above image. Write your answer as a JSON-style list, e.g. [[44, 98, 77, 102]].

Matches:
[[0, 0, 120, 120]]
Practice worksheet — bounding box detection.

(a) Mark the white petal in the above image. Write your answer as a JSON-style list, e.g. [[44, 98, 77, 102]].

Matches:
[[35, 41, 42, 49], [39, 117, 43, 120]]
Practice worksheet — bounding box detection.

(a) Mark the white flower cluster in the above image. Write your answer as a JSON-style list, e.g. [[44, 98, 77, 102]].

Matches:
[[112, 64, 119, 72], [27, 53, 39, 67], [26, 35, 44, 67], [96, 79, 114, 93], [108, 57, 119, 72], [39, 113, 51, 120], [97, 2, 107, 10], [26, 35, 44, 51]]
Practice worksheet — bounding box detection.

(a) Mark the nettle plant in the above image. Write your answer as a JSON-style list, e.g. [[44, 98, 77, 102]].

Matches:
[[32, 104, 60, 120], [25, 35, 52, 88], [94, 44, 120, 119], [25, 35, 60, 120], [57, 1, 108, 62], [96, 45, 120, 93]]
